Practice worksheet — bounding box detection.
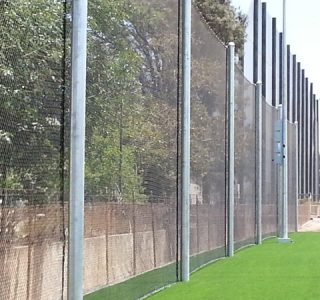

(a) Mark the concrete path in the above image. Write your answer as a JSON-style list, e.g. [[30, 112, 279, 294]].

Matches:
[[299, 217, 320, 232]]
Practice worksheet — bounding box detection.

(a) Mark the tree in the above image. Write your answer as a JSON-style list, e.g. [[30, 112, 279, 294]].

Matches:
[[84, 0, 179, 202], [0, 0, 67, 201], [0, 0, 249, 206], [195, 0, 247, 57]]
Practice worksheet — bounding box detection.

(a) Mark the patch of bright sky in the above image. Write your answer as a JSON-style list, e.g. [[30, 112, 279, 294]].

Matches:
[[231, 0, 320, 96]]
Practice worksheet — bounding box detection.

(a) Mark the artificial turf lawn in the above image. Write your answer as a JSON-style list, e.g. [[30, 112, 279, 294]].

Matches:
[[148, 233, 320, 300]]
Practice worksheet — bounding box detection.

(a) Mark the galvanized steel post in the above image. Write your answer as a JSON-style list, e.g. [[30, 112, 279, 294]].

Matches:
[[297, 62, 301, 195], [316, 100, 319, 199], [253, 0, 260, 84], [277, 105, 283, 236], [295, 121, 299, 231], [181, 0, 191, 282], [255, 81, 262, 244], [227, 42, 235, 257], [69, 0, 88, 299], [279, 0, 290, 243], [271, 18, 277, 107]]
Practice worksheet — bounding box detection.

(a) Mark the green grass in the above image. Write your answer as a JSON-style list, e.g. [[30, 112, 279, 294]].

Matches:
[[85, 247, 225, 300], [84, 262, 177, 300], [148, 233, 320, 300]]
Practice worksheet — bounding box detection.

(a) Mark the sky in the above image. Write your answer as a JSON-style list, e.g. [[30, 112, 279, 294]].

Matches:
[[231, 0, 320, 96]]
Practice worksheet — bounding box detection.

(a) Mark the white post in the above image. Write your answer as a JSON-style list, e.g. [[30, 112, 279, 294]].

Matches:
[[227, 42, 235, 257], [68, 0, 88, 298], [181, 0, 191, 282]]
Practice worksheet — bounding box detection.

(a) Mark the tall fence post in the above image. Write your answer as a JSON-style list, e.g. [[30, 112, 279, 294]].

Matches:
[[181, 0, 191, 282], [295, 121, 299, 231], [227, 42, 235, 257], [301, 69, 305, 196], [271, 18, 277, 107], [297, 62, 301, 196], [277, 105, 283, 236], [316, 100, 319, 200], [255, 81, 262, 244], [253, 0, 260, 84], [279, 0, 290, 243], [68, 0, 88, 299]]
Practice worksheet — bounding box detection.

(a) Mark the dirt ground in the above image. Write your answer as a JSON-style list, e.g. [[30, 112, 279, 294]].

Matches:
[[299, 217, 320, 232]]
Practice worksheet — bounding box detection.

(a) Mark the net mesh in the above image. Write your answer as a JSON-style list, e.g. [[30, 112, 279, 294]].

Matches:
[[0, 1, 302, 299], [234, 69, 256, 249], [83, 0, 179, 297], [261, 99, 278, 237], [189, 6, 226, 271], [0, 0, 68, 299]]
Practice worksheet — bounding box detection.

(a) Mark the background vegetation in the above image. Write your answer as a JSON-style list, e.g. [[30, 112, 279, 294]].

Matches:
[[0, 0, 247, 205]]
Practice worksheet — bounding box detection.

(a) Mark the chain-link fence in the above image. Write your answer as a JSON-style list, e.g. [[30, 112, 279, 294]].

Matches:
[[0, 1, 306, 299]]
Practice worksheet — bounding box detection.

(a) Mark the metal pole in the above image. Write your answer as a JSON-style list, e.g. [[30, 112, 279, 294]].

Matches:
[[253, 0, 260, 84], [297, 62, 301, 195], [227, 42, 235, 257], [295, 121, 299, 231], [261, 3, 266, 98], [316, 100, 319, 199], [68, 0, 88, 299], [279, 33, 283, 105], [287, 45, 291, 122], [309, 84, 313, 198], [272, 18, 277, 107], [313, 95, 316, 198], [277, 105, 283, 236], [181, 0, 191, 282], [256, 81, 262, 244], [292, 55, 297, 123], [305, 78, 309, 196], [279, 0, 290, 242], [301, 70, 305, 195]]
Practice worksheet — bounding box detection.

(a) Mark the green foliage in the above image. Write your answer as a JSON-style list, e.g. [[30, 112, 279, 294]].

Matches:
[[0, 0, 65, 200], [84, 0, 179, 202], [0, 0, 249, 204], [195, 0, 247, 56]]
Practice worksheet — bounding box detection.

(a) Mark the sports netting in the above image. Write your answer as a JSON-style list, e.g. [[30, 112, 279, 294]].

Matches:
[[189, 5, 226, 272], [0, 0, 69, 299], [234, 69, 256, 250], [261, 99, 278, 237], [83, 0, 180, 298], [0, 1, 301, 299]]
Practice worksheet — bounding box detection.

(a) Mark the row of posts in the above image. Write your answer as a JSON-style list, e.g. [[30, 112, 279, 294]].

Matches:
[[68, 0, 315, 298], [254, 0, 319, 200]]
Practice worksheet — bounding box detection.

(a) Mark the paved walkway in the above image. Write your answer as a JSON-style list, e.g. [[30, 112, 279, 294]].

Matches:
[[299, 217, 320, 232]]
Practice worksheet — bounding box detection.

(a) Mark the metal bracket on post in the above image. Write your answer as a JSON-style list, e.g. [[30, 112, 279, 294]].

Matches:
[[255, 81, 262, 245], [181, 0, 191, 282], [274, 119, 284, 165], [227, 42, 235, 257]]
